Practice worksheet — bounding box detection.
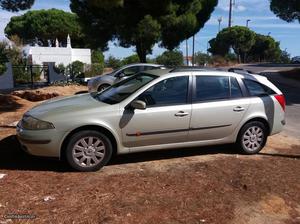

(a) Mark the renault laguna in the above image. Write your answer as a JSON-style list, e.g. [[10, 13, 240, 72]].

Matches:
[[17, 68, 285, 171]]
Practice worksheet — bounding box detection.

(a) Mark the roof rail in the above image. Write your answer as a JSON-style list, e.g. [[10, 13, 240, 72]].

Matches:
[[170, 66, 223, 73], [228, 67, 255, 75]]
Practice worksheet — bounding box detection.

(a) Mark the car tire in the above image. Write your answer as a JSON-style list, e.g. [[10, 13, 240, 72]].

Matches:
[[98, 84, 110, 92], [65, 130, 113, 172], [236, 121, 268, 154]]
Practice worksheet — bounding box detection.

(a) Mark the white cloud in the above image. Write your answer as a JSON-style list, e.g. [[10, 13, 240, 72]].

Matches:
[[235, 5, 246, 12], [206, 15, 278, 26], [219, 4, 246, 12], [251, 23, 300, 29], [217, 0, 269, 12]]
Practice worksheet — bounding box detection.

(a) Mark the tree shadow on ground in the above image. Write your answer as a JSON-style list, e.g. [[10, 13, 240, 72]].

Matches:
[[1, 135, 298, 172], [0, 94, 22, 112], [0, 135, 236, 172], [109, 144, 236, 166], [0, 135, 70, 172], [259, 152, 300, 159]]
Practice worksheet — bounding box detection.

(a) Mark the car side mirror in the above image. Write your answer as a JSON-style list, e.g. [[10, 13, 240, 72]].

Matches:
[[116, 72, 125, 79], [131, 100, 146, 110]]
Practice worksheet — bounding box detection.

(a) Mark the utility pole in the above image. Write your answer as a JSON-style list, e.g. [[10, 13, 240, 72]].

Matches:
[[218, 17, 222, 32], [192, 35, 195, 66], [246, 19, 251, 28], [228, 0, 233, 27], [186, 39, 189, 66]]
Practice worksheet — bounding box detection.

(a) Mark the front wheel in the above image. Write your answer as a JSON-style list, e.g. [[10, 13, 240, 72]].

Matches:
[[236, 121, 268, 154], [65, 130, 113, 172], [97, 84, 110, 92]]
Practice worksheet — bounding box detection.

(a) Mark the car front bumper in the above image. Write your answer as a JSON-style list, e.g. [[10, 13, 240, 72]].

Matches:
[[88, 80, 98, 92], [16, 123, 66, 158]]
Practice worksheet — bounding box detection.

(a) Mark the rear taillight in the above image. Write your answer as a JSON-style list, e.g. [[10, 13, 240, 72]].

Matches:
[[274, 94, 286, 111]]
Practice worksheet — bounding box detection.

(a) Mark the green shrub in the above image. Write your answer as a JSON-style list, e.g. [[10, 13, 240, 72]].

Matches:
[[156, 50, 183, 67], [0, 63, 7, 75], [84, 63, 104, 77], [122, 54, 140, 65], [54, 63, 65, 74], [195, 52, 211, 66], [105, 56, 122, 69], [70, 60, 84, 78], [91, 49, 105, 64]]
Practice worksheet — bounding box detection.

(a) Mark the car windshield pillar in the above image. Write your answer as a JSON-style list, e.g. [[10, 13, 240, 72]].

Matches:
[[94, 73, 157, 104]]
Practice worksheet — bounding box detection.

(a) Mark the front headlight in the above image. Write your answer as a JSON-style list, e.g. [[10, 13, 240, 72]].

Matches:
[[21, 115, 55, 130]]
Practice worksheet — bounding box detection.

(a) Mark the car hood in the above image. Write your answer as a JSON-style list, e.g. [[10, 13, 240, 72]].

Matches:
[[26, 93, 109, 120]]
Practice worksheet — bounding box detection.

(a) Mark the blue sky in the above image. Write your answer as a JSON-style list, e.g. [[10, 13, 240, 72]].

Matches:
[[0, 0, 299, 58]]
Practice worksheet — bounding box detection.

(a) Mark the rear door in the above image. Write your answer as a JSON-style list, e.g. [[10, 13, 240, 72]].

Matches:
[[189, 75, 250, 141]]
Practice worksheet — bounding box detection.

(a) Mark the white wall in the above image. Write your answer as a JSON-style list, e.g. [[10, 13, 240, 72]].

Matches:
[[0, 63, 14, 90], [29, 47, 91, 66], [72, 49, 91, 64]]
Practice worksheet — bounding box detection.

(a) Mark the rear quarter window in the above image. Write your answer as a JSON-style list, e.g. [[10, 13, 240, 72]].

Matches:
[[243, 79, 275, 96]]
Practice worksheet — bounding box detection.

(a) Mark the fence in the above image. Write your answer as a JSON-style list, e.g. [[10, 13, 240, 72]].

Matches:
[[12, 64, 49, 88]]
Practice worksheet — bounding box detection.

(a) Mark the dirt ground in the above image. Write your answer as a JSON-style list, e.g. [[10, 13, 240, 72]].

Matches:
[[0, 86, 299, 224]]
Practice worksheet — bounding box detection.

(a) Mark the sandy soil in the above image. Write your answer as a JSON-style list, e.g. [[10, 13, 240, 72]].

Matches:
[[0, 85, 87, 126], [0, 86, 299, 224]]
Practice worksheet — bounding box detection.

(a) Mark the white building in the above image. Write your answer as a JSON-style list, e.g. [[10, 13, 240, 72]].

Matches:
[[28, 35, 91, 66]]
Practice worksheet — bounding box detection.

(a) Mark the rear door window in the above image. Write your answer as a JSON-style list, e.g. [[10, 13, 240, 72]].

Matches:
[[194, 76, 230, 102]]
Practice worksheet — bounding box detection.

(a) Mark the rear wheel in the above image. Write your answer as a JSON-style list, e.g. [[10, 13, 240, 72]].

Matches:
[[97, 84, 110, 92], [236, 121, 268, 154], [66, 130, 112, 172]]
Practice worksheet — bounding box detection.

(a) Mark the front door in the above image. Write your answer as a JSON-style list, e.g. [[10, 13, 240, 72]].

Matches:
[[120, 75, 191, 148]]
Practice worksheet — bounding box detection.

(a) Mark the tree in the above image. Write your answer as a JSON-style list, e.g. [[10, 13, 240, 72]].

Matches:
[[105, 56, 123, 69], [155, 50, 183, 67], [122, 54, 140, 65], [270, 0, 300, 23], [208, 26, 256, 63], [194, 52, 211, 66], [208, 37, 230, 56], [0, 40, 24, 75], [91, 49, 105, 64], [70, 0, 218, 62], [0, 0, 34, 12], [0, 42, 8, 75], [123, 15, 161, 62], [248, 34, 281, 62], [5, 9, 86, 47], [278, 50, 291, 63]]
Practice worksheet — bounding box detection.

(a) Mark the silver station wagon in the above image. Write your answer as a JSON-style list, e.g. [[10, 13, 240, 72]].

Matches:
[[17, 68, 286, 171]]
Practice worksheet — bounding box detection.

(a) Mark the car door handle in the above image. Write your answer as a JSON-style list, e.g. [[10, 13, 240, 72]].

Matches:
[[175, 111, 189, 117], [233, 106, 245, 112]]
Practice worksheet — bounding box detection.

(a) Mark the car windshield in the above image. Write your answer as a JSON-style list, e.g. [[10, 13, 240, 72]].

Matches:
[[93, 73, 157, 104]]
